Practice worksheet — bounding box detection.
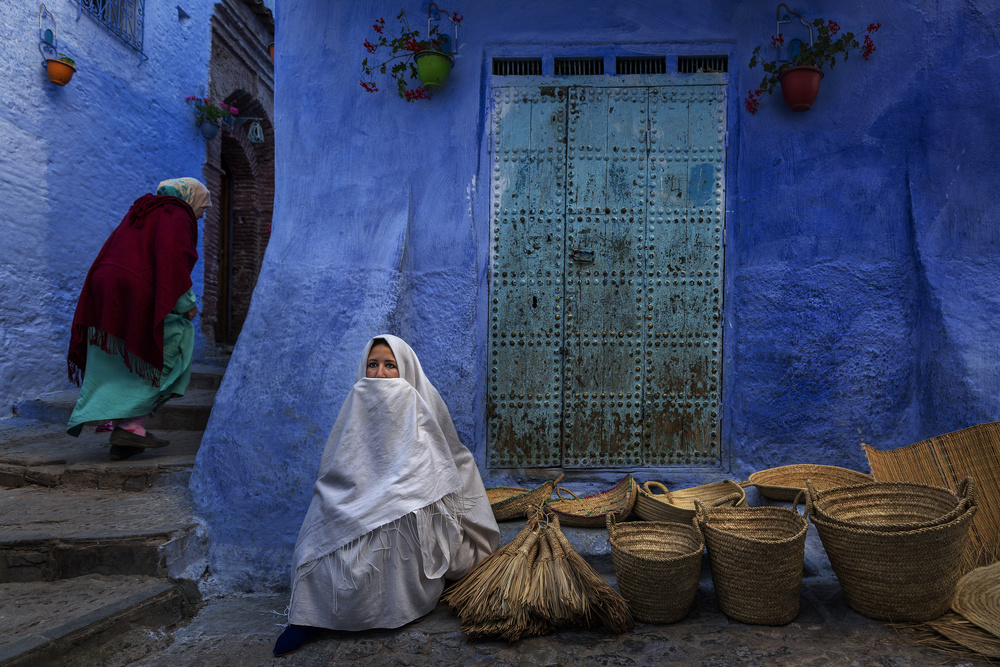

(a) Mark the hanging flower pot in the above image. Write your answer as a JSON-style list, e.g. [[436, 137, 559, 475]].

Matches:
[[45, 58, 76, 86], [414, 50, 454, 93], [778, 66, 824, 112], [197, 119, 220, 139], [267, 42, 275, 63]]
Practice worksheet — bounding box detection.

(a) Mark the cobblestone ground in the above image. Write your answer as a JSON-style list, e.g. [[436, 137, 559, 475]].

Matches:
[[126, 577, 989, 667]]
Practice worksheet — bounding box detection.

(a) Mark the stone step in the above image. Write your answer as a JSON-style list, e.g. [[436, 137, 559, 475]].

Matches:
[[0, 485, 207, 584], [0, 422, 201, 490], [13, 388, 217, 432], [0, 574, 193, 667]]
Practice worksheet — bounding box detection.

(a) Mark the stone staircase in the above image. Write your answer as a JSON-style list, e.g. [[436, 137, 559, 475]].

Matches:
[[0, 361, 224, 666]]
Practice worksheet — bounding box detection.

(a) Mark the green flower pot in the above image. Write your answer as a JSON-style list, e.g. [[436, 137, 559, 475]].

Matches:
[[414, 50, 455, 93]]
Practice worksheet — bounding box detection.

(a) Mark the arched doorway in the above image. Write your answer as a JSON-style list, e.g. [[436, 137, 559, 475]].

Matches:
[[201, 0, 274, 350]]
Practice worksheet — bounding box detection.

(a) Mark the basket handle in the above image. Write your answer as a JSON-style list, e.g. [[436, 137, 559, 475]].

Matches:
[[552, 473, 565, 486], [738, 480, 755, 488], [710, 491, 744, 508], [956, 476, 976, 505], [554, 486, 579, 501], [606, 512, 618, 533], [643, 480, 672, 499], [802, 479, 820, 518], [792, 489, 809, 517], [693, 498, 708, 524]]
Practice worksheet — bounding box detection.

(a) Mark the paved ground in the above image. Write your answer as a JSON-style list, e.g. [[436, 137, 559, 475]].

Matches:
[[128, 575, 989, 666]]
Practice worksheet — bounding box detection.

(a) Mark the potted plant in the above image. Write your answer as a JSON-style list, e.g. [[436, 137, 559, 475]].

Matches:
[[746, 18, 880, 113], [186, 96, 239, 139], [360, 8, 463, 101], [45, 54, 76, 86]]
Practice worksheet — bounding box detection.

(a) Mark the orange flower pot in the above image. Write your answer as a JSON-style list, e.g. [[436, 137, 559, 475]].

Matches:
[[46, 58, 76, 86], [778, 66, 824, 112]]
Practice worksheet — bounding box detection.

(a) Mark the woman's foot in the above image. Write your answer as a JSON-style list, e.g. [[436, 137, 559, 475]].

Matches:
[[109, 427, 170, 448], [273, 624, 321, 657]]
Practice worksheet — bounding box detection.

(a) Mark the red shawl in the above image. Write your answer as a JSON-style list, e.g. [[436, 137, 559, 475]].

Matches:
[[67, 194, 199, 387]]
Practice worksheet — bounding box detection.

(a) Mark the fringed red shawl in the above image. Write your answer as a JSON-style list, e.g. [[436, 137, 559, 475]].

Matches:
[[67, 194, 199, 387]]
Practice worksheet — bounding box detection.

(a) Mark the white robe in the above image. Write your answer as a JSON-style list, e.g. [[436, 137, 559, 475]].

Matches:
[[289, 336, 499, 630]]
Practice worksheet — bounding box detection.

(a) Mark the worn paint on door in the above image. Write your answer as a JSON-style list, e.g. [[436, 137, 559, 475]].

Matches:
[[489, 81, 725, 469]]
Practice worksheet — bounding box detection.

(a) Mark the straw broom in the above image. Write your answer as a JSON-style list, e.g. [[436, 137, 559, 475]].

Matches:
[[549, 514, 634, 634], [442, 513, 540, 623]]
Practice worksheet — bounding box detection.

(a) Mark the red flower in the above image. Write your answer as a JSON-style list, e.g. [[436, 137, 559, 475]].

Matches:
[[867, 22, 881, 33], [364, 39, 377, 54], [404, 87, 429, 101], [862, 34, 876, 60], [451, 12, 463, 23], [827, 20, 840, 35], [770, 33, 784, 47], [744, 89, 762, 115], [360, 80, 379, 93], [403, 38, 423, 53], [373, 18, 385, 34]]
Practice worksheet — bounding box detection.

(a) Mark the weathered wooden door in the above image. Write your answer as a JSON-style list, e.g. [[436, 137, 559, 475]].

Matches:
[[489, 81, 725, 469]]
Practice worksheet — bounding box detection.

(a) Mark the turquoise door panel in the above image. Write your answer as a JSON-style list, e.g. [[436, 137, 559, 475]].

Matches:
[[489, 87, 567, 467], [489, 80, 725, 469]]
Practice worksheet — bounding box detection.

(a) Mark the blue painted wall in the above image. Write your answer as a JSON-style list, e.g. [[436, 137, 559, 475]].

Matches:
[[190, 0, 1000, 592], [0, 0, 217, 412]]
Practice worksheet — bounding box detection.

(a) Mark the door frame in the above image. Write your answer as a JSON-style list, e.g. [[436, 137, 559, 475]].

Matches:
[[477, 49, 738, 475]]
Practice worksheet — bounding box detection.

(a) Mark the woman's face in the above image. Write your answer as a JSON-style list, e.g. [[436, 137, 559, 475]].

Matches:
[[365, 343, 400, 379], [195, 205, 209, 219]]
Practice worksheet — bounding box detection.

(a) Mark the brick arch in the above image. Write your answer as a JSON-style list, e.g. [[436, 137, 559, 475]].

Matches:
[[202, 0, 274, 349]]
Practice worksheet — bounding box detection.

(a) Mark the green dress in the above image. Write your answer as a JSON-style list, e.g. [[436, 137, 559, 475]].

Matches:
[[67, 290, 196, 436]]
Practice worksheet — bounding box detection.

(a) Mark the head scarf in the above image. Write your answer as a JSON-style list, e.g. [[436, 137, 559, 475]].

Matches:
[[293, 335, 499, 567], [156, 178, 212, 213]]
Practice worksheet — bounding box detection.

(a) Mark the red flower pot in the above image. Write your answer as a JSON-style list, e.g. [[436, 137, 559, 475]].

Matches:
[[778, 66, 824, 112]]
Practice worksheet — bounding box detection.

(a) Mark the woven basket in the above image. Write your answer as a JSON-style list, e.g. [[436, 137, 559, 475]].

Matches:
[[634, 480, 745, 523], [545, 475, 638, 528], [746, 464, 873, 502], [805, 477, 974, 533], [486, 474, 564, 522], [606, 514, 704, 624], [805, 480, 978, 622], [695, 497, 808, 625]]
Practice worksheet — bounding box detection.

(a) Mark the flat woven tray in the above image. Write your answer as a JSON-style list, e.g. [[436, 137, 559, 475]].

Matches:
[[545, 474, 638, 528], [746, 464, 873, 502], [486, 474, 563, 521]]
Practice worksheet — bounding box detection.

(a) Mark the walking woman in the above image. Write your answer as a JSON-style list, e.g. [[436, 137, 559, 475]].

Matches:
[[66, 178, 210, 460], [273, 335, 499, 656]]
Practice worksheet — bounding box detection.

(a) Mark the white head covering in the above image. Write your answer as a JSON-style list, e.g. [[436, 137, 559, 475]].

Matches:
[[294, 335, 498, 567]]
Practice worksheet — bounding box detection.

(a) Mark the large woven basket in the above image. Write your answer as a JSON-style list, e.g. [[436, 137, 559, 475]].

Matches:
[[545, 475, 638, 528], [805, 477, 974, 533], [745, 464, 873, 502], [633, 480, 745, 523], [606, 514, 704, 624], [805, 480, 978, 622], [486, 474, 564, 522], [695, 497, 808, 625]]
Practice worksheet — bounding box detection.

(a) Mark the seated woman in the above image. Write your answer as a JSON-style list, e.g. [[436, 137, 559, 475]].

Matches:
[[274, 335, 500, 656]]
